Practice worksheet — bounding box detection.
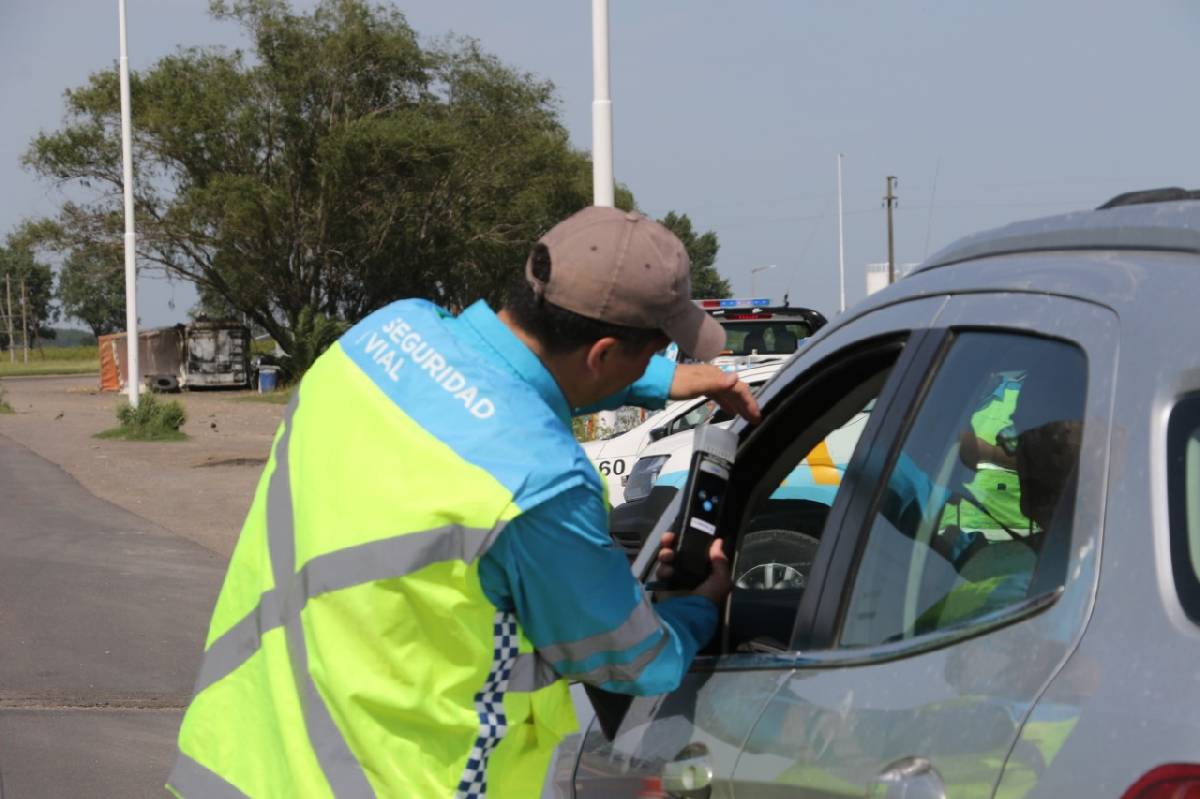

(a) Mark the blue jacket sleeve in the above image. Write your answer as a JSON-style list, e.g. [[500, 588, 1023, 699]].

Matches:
[[478, 483, 716, 696], [573, 354, 676, 416]]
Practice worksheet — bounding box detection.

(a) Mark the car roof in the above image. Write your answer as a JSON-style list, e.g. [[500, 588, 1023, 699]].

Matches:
[[919, 199, 1200, 272], [825, 197, 1200, 329], [708, 306, 828, 330], [752, 195, 1200, 432]]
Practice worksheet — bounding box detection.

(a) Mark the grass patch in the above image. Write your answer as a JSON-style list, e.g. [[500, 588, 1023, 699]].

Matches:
[[0, 361, 98, 377], [96, 394, 189, 442], [0, 382, 12, 414], [0, 345, 98, 377], [231, 385, 295, 404]]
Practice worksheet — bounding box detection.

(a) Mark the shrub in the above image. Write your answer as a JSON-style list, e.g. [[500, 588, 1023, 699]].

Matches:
[[97, 394, 188, 441], [0, 382, 12, 414]]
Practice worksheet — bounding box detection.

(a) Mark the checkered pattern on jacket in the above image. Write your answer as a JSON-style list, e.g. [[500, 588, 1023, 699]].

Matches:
[[455, 612, 519, 799]]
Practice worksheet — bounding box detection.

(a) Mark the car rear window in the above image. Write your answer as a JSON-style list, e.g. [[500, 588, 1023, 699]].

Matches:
[[722, 321, 813, 356], [1168, 396, 1200, 621]]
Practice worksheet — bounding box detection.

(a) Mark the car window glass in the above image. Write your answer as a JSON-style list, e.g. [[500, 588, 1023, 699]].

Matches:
[[663, 399, 717, 437], [671, 378, 771, 433], [1167, 396, 1200, 622], [839, 332, 1087, 648], [726, 357, 898, 653], [723, 322, 812, 356]]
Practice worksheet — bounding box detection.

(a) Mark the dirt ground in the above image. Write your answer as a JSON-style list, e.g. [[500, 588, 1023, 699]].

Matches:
[[0, 375, 286, 557]]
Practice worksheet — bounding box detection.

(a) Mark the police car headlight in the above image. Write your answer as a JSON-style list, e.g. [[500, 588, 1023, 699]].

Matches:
[[623, 455, 670, 503]]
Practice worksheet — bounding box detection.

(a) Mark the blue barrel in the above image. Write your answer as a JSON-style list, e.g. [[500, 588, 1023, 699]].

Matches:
[[258, 366, 279, 393]]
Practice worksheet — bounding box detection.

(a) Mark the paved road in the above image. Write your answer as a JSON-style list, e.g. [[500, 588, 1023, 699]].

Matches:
[[0, 434, 226, 797]]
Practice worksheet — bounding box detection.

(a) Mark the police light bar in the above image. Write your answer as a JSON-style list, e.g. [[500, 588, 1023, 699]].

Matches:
[[695, 298, 772, 310]]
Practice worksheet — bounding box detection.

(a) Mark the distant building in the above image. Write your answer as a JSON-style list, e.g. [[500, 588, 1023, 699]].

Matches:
[[865, 262, 920, 296]]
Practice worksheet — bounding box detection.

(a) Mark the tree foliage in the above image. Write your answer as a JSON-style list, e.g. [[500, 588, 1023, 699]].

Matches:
[[25, 0, 632, 355], [57, 242, 126, 338], [276, 305, 349, 383], [0, 240, 57, 349], [657, 211, 731, 299]]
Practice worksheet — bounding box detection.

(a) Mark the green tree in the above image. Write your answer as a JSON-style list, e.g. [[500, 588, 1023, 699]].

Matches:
[[57, 243, 126, 337], [276, 305, 349, 383], [658, 211, 731, 298], [0, 240, 57, 350], [24, 0, 626, 356]]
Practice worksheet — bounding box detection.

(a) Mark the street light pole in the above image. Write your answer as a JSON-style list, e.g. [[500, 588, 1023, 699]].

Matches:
[[118, 0, 140, 407], [591, 0, 614, 207], [751, 264, 777, 296], [837, 154, 846, 312]]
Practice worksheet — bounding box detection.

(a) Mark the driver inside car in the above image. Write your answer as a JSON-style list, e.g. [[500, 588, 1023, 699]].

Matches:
[[916, 369, 1085, 631]]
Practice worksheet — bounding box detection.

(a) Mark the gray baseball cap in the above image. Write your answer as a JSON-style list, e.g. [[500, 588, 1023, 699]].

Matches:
[[525, 207, 726, 361]]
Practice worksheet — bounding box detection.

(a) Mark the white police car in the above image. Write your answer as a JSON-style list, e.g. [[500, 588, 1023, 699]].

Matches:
[[664, 298, 826, 368], [582, 362, 783, 506], [612, 393, 870, 559]]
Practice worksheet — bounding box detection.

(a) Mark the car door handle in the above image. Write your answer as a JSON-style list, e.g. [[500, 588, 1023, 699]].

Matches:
[[868, 756, 946, 799], [660, 742, 713, 799]]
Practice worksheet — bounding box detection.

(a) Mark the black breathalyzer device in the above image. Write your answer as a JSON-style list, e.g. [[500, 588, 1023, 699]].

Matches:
[[664, 424, 738, 589]]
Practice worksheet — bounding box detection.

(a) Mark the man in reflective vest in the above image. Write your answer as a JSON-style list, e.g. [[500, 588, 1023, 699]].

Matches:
[[169, 207, 759, 798]]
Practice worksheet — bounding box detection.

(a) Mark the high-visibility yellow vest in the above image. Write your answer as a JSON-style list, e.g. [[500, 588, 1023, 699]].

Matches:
[[169, 300, 581, 798]]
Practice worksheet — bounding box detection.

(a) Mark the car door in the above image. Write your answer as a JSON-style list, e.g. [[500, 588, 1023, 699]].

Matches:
[[569, 296, 949, 799], [731, 292, 1117, 797]]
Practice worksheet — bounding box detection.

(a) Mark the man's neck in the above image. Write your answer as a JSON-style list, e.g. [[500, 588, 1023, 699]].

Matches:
[[495, 308, 586, 407]]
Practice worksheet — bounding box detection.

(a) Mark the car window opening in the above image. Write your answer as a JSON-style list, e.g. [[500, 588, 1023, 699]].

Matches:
[[839, 332, 1087, 649]]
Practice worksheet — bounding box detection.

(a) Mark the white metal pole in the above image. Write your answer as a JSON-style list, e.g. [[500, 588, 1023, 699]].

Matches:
[[118, 0, 139, 406], [837, 153, 846, 313], [591, 0, 615, 207]]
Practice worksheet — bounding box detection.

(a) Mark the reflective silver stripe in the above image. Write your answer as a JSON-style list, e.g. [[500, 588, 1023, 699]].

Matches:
[[265, 394, 299, 610], [191, 588, 286, 695], [562, 631, 671, 685], [507, 652, 562, 693], [283, 607, 373, 797], [166, 753, 249, 799], [267, 396, 374, 798], [536, 593, 665, 665], [192, 524, 506, 695]]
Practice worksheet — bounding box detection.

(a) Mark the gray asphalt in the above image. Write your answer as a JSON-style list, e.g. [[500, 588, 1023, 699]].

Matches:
[[0, 434, 226, 798]]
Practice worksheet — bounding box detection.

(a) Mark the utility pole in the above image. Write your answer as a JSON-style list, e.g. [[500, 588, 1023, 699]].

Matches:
[[19, 277, 29, 365], [884, 176, 899, 284], [4, 274, 13, 363]]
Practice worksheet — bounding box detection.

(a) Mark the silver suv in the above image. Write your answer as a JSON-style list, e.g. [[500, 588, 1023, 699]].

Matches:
[[554, 190, 1200, 798]]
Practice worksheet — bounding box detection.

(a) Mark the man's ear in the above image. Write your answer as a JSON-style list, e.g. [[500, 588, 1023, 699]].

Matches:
[[584, 337, 622, 375]]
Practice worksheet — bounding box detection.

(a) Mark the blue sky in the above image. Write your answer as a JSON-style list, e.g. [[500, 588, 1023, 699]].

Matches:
[[2, 0, 1197, 326]]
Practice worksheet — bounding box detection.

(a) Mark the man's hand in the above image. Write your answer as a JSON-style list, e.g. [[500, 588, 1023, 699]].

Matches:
[[669, 363, 762, 425], [655, 532, 732, 608], [958, 430, 1016, 470]]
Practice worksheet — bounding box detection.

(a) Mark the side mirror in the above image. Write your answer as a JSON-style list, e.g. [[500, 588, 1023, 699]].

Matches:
[[649, 426, 669, 442]]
